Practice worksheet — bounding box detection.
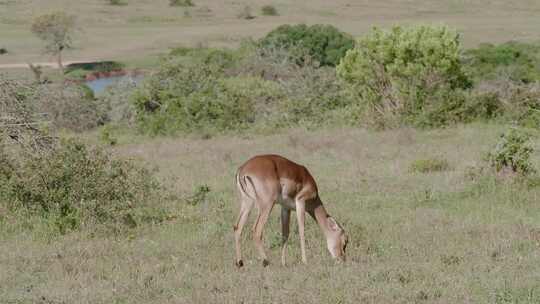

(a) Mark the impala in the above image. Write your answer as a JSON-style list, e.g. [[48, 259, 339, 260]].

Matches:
[[233, 154, 348, 267]]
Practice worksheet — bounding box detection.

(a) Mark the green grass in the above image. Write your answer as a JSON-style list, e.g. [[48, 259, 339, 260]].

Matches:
[[2, 123, 540, 303], [410, 157, 451, 173]]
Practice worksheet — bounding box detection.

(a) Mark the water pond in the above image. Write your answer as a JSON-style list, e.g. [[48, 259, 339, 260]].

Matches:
[[85, 75, 144, 95]]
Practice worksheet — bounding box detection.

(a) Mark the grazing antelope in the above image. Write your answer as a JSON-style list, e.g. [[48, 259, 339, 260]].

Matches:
[[234, 154, 348, 267]]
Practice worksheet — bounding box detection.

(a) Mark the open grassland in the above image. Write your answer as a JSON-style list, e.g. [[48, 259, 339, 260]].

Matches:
[[2, 124, 540, 303], [2, 1, 540, 303], [1, 0, 540, 65]]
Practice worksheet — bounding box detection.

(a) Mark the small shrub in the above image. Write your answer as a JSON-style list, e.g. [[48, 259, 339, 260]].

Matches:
[[99, 125, 117, 146], [64, 68, 88, 80], [168, 47, 238, 68], [410, 157, 450, 173], [473, 80, 540, 129], [261, 5, 278, 16], [337, 25, 471, 128], [186, 184, 210, 206], [260, 24, 354, 67], [99, 77, 138, 125], [237, 5, 255, 20], [0, 48, 7, 55], [108, 0, 126, 5], [501, 83, 540, 129], [460, 90, 505, 122], [487, 127, 536, 176], [169, 0, 194, 7]]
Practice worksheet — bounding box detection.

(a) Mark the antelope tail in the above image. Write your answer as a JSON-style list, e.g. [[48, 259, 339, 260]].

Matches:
[[236, 171, 257, 201]]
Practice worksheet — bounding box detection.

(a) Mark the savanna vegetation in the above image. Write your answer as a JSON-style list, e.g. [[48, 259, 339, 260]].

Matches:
[[1, 1, 540, 303]]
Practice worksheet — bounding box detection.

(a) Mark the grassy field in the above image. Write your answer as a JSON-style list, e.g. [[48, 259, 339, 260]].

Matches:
[[2, 1, 540, 303], [1, 0, 540, 65], [2, 124, 540, 303]]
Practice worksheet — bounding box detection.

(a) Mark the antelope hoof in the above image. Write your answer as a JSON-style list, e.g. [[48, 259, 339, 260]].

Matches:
[[236, 260, 244, 268], [262, 259, 270, 267]]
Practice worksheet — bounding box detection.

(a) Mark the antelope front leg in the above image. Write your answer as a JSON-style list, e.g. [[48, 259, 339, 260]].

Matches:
[[281, 208, 291, 266], [295, 200, 307, 264]]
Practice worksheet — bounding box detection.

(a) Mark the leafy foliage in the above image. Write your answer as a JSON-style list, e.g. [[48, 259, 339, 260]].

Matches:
[[472, 80, 540, 129], [260, 24, 354, 66], [98, 77, 139, 125], [463, 42, 540, 83], [0, 139, 166, 234], [134, 43, 359, 134], [34, 83, 107, 132], [108, 0, 126, 5], [337, 25, 471, 128], [169, 0, 194, 6], [0, 76, 56, 154], [132, 55, 283, 134], [487, 128, 536, 175], [64, 61, 125, 77], [0, 77, 169, 235]]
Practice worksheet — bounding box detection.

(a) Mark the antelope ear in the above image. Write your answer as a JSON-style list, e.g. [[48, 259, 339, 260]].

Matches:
[[327, 217, 340, 231]]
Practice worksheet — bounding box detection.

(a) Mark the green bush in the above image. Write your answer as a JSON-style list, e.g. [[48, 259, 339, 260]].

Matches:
[[108, 0, 126, 5], [99, 77, 138, 125], [169, 0, 194, 6], [0, 139, 167, 234], [337, 25, 471, 128], [132, 57, 284, 134], [2, 79, 106, 132], [64, 68, 88, 80], [460, 90, 505, 122], [486, 128, 536, 175], [139, 43, 362, 133], [463, 42, 540, 83], [277, 65, 355, 126], [34, 83, 108, 132], [261, 5, 278, 16], [234, 42, 352, 116], [0, 48, 7, 55], [99, 125, 118, 146], [471, 80, 540, 129], [168, 46, 239, 68], [260, 24, 354, 66], [410, 157, 450, 173], [500, 83, 540, 129]]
